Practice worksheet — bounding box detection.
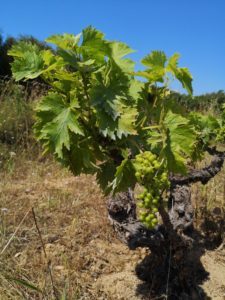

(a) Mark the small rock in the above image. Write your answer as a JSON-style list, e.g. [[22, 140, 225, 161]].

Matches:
[[54, 265, 64, 271]]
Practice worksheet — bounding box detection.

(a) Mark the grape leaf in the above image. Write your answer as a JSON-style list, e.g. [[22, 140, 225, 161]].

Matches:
[[81, 26, 109, 63], [117, 107, 137, 138], [111, 159, 136, 194], [61, 136, 101, 176], [95, 106, 137, 140], [129, 79, 144, 100], [109, 41, 135, 72], [35, 92, 84, 158], [163, 111, 197, 173], [9, 42, 64, 81], [9, 42, 45, 81], [142, 51, 167, 69], [46, 33, 81, 50], [139, 51, 167, 82], [96, 160, 117, 194], [188, 112, 220, 143], [167, 54, 193, 95]]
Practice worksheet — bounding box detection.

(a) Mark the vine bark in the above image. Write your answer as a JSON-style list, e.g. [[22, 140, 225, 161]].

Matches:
[[107, 148, 225, 298]]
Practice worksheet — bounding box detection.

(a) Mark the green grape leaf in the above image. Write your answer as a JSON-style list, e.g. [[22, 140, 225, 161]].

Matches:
[[9, 42, 64, 81], [111, 159, 136, 194], [175, 68, 193, 96], [188, 112, 220, 144], [82, 26, 104, 45], [138, 51, 167, 82], [167, 53, 180, 70], [96, 160, 117, 194], [8, 41, 41, 58], [95, 106, 137, 140], [95, 109, 117, 140], [135, 69, 166, 82], [188, 112, 220, 131], [129, 79, 144, 100], [35, 92, 84, 158], [167, 54, 193, 95], [81, 26, 109, 63], [147, 130, 163, 152], [9, 42, 45, 81], [117, 107, 137, 138], [142, 51, 167, 69], [46, 33, 81, 50], [91, 64, 137, 139], [109, 41, 135, 72], [56, 48, 78, 68], [163, 111, 197, 173], [61, 136, 100, 176]]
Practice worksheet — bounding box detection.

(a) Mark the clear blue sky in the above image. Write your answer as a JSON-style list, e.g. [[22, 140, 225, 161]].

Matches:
[[1, 0, 225, 95]]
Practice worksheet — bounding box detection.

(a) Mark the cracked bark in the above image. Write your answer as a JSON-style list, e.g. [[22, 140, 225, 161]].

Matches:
[[107, 148, 225, 297], [107, 147, 225, 251]]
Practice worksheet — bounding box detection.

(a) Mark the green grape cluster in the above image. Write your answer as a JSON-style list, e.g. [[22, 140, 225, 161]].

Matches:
[[134, 151, 170, 229]]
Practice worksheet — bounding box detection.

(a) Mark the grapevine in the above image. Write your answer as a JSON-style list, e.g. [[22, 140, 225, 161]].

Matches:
[[8, 26, 225, 298], [8, 25, 225, 228]]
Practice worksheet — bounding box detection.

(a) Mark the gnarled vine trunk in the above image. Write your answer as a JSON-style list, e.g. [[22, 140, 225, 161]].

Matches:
[[107, 148, 225, 299]]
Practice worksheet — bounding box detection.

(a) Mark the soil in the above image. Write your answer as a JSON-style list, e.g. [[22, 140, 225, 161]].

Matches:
[[92, 240, 225, 300]]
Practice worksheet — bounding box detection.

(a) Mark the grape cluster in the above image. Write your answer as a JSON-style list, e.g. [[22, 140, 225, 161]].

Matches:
[[134, 151, 170, 229]]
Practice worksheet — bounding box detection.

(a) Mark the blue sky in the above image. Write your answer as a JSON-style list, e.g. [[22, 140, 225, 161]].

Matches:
[[1, 0, 225, 95]]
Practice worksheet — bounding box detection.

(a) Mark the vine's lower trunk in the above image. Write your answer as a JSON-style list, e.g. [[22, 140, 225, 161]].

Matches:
[[107, 150, 225, 298], [107, 185, 208, 299], [107, 184, 194, 252]]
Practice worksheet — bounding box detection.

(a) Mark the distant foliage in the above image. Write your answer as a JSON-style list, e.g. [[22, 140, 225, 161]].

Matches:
[[173, 90, 225, 114], [0, 36, 16, 77]]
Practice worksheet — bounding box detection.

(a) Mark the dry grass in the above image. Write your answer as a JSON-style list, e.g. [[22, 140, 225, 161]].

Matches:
[[0, 153, 150, 299], [0, 152, 224, 299], [0, 155, 107, 299]]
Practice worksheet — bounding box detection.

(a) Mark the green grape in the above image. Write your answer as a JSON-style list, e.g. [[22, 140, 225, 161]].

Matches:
[[153, 161, 160, 169], [136, 156, 143, 163], [140, 211, 147, 219], [137, 202, 144, 208], [148, 213, 155, 219], [140, 215, 146, 222], [146, 192, 151, 199], [135, 171, 141, 177], [145, 215, 152, 222], [152, 199, 159, 205], [152, 218, 158, 226], [137, 192, 145, 200], [143, 187, 148, 194], [152, 207, 158, 213], [144, 198, 151, 207]]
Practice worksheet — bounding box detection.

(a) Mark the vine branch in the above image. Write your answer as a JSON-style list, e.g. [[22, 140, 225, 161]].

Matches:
[[170, 147, 225, 186]]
